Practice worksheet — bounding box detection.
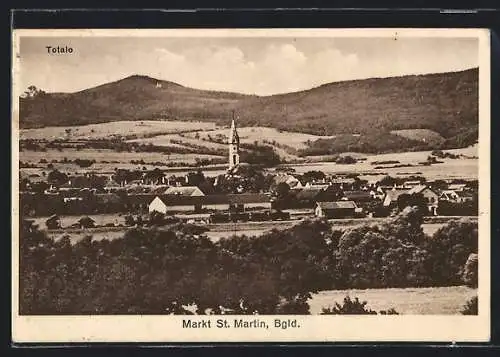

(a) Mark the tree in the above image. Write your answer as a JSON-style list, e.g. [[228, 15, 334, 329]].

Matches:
[[186, 170, 207, 188], [47, 169, 68, 186], [302, 170, 326, 183], [425, 219, 478, 286], [378, 175, 398, 187], [335, 155, 357, 164], [396, 193, 428, 214], [45, 216, 61, 229], [124, 215, 135, 226], [461, 296, 478, 315], [273, 182, 290, 200], [78, 216, 96, 228], [320, 296, 377, 315], [462, 253, 478, 288], [321, 296, 399, 315], [23, 85, 45, 99], [149, 211, 165, 226]]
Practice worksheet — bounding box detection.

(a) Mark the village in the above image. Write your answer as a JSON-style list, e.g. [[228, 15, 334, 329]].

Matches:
[[15, 31, 484, 322], [19, 117, 478, 234]]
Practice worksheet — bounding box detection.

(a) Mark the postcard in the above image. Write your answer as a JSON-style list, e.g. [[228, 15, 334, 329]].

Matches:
[[11, 28, 491, 343]]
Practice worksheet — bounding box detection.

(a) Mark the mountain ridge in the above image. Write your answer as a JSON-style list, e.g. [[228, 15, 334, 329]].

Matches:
[[19, 67, 478, 142]]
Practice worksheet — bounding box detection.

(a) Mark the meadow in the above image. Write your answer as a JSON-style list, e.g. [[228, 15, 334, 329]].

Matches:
[[19, 120, 479, 181], [288, 145, 478, 181], [19, 120, 219, 140], [187, 126, 335, 150], [308, 286, 477, 315]]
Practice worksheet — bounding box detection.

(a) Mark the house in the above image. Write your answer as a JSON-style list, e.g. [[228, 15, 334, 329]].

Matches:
[[403, 180, 423, 188], [148, 193, 272, 214], [341, 190, 373, 203], [288, 188, 325, 208], [448, 183, 467, 192], [304, 182, 329, 190], [440, 190, 475, 203], [126, 194, 157, 212], [274, 174, 303, 190], [149, 196, 169, 214], [149, 195, 203, 214], [408, 185, 439, 205], [382, 189, 411, 207], [330, 177, 357, 190], [315, 201, 358, 219], [455, 191, 475, 202], [408, 185, 439, 215], [163, 186, 205, 197]]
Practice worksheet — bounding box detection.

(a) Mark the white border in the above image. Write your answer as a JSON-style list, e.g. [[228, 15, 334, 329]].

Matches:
[[11, 28, 491, 343]]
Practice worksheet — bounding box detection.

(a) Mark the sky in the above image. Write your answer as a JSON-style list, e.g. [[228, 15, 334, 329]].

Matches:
[[18, 36, 479, 96]]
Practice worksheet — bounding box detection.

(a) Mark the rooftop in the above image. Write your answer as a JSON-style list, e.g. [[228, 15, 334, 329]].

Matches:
[[317, 201, 357, 210]]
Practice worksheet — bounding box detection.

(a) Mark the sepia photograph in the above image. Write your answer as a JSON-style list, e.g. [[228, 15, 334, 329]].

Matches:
[[11, 28, 490, 343]]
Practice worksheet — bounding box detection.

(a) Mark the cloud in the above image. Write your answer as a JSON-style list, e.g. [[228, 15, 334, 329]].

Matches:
[[20, 37, 478, 95]]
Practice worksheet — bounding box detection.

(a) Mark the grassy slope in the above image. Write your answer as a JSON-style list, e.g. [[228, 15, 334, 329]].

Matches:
[[20, 69, 478, 140]]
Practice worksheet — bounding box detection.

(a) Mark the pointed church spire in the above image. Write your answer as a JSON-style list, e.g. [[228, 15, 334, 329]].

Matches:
[[228, 110, 240, 169], [229, 110, 239, 145]]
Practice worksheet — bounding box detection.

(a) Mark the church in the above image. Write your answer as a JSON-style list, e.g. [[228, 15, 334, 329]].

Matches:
[[228, 114, 240, 170]]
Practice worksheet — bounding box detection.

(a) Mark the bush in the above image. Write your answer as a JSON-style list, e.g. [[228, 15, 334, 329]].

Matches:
[[461, 296, 478, 315], [335, 155, 357, 164], [18, 210, 478, 315], [321, 296, 377, 315], [462, 253, 478, 288], [74, 159, 95, 168], [320, 296, 399, 315]]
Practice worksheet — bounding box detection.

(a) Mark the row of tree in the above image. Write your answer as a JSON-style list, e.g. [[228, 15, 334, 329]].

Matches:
[[19, 207, 477, 315]]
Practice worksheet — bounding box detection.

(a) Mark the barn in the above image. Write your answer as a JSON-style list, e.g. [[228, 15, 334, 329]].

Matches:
[[315, 201, 358, 219]]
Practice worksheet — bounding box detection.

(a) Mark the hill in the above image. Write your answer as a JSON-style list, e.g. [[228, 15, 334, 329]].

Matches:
[[19, 68, 478, 143]]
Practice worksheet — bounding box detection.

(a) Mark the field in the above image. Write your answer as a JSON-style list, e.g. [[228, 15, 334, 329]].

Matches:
[[308, 286, 477, 315], [19, 120, 219, 140], [126, 134, 227, 149], [287, 146, 478, 181], [19, 118, 479, 182], [19, 149, 224, 176], [391, 129, 445, 146], [187, 126, 335, 150]]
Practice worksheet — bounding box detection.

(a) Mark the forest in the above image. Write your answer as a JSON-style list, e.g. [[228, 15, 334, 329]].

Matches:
[[19, 207, 478, 315]]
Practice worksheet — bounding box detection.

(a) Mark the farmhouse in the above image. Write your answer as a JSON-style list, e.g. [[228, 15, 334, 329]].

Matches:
[[273, 174, 304, 190], [382, 189, 411, 207], [408, 185, 439, 204], [440, 190, 475, 203], [315, 201, 358, 219], [149, 193, 272, 214], [149, 195, 205, 214], [341, 190, 373, 203]]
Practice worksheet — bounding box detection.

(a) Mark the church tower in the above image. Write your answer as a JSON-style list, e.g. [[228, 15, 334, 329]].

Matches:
[[228, 111, 240, 169]]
